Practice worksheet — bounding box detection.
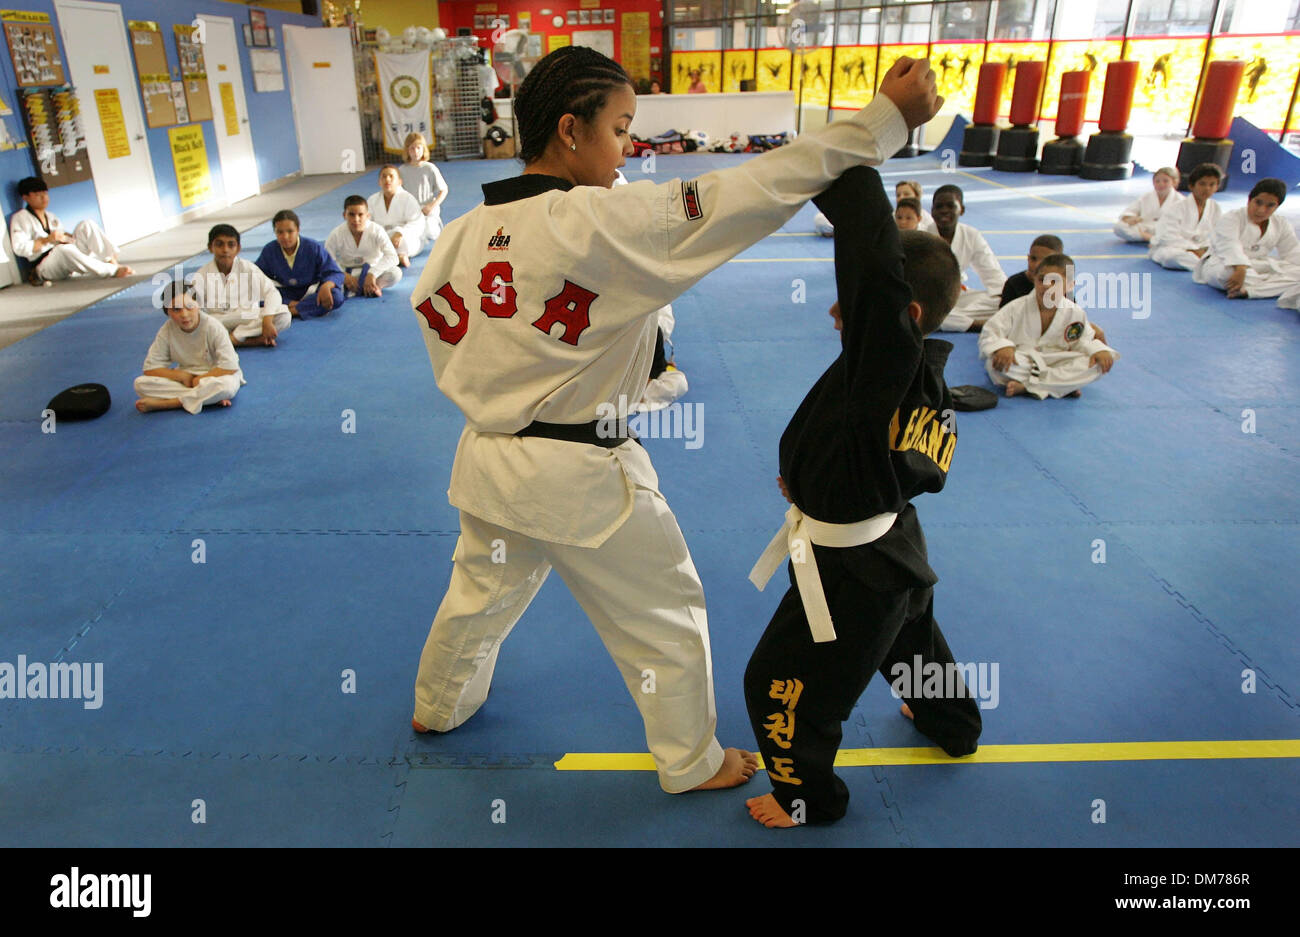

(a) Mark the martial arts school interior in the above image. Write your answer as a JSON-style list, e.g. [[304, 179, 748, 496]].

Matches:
[[1, 0, 1298, 853]]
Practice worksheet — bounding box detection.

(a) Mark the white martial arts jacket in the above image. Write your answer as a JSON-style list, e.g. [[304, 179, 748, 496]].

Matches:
[[1150, 196, 1221, 253], [1196, 207, 1300, 275], [978, 292, 1113, 362], [143, 312, 242, 374], [9, 206, 60, 262], [325, 220, 400, 279], [191, 258, 283, 319], [367, 189, 424, 248], [1120, 189, 1182, 227], [411, 93, 909, 547], [921, 220, 1006, 295]]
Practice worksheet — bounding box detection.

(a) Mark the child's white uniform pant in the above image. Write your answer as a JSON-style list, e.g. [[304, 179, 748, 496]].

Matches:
[[1196, 255, 1300, 299], [1113, 220, 1153, 242], [212, 307, 292, 342], [133, 372, 243, 413], [985, 349, 1110, 399], [35, 220, 118, 280], [939, 289, 1000, 332], [413, 484, 726, 793], [1150, 245, 1201, 271]]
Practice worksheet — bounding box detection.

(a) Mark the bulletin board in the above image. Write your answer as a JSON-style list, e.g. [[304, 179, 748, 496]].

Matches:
[[128, 20, 176, 128], [2, 10, 66, 88], [19, 85, 92, 187], [173, 24, 212, 122]]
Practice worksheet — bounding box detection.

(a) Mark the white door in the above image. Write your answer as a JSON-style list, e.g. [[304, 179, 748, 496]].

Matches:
[[54, 0, 162, 244], [283, 25, 364, 175], [198, 15, 259, 203]]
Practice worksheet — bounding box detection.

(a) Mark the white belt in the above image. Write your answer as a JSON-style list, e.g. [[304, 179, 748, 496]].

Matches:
[[748, 505, 898, 643]]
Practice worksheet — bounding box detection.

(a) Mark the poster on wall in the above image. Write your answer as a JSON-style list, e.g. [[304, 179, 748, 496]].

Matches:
[[127, 21, 177, 128], [249, 48, 285, 93], [168, 124, 212, 207], [170, 79, 189, 124], [621, 11, 651, 83], [19, 86, 91, 186], [249, 8, 270, 47], [94, 88, 131, 158], [375, 50, 432, 154], [174, 24, 213, 122], [604, 10, 615, 24], [3, 10, 66, 88]]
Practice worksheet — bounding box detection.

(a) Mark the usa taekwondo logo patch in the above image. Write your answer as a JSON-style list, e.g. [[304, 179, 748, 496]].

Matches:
[[488, 226, 511, 250], [681, 181, 703, 221], [1065, 322, 1084, 342]]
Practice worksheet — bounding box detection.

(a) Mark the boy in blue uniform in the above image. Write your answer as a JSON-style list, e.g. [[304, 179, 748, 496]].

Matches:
[[744, 166, 982, 828], [255, 210, 345, 319]]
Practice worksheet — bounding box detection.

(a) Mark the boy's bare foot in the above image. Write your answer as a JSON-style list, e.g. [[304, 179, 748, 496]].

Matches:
[[136, 396, 180, 412], [746, 793, 799, 828], [900, 702, 914, 720], [1066, 390, 1082, 398], [399, 254, 411, 268], [219, 399, 232, 407], [690, 747, 758, 791], [288, 301, 299, 317], [113, 265, 134, 277], [1005, 380, 1025, 398]]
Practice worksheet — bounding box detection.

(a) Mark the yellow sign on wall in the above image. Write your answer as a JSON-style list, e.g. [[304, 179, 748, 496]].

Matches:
[[548, 35, 570, 54], [1041, 39, 1123, 122], [722, 50, 755, 93], [791, 47, 833, 108], [930, 42, 983, 115], [94, 88, 130, 159], [622, 11, 651, 82], [830, 46, 877, 110], [755, 49, 791, 92], [219, 81, 239, 136], [671, 52, 722, 94], [1126, 36, 1206, 133], [169, 124, 212, 208], [1206, 35, 1300, 133]]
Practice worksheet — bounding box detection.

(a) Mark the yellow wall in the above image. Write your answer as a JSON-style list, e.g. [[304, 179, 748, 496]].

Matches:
[[357, 0, 441, 32]]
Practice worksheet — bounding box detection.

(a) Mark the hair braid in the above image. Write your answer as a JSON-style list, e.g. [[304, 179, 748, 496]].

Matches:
[[515, 46, 631, 164]]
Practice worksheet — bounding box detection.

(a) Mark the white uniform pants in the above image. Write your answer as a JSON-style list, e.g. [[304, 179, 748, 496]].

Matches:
[[1198, 256, 1300, 299], [423, 212, 443, 244], [213, 307, 292, 342], [386, 227, 426, 260], [938, 289, 1000, 332], [344, 265, 402, 292], [35, 220, 118, 280], [413, 486, 726, 793], [985, 352, 1103, 400], [134, 372, 242, 414], [1150, 245, 1201, 271], [1113, 220, 1153, 243]]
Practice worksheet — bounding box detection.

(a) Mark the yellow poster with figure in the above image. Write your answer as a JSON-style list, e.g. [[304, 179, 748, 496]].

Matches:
[[831, 46, 877, 110], [169, 124, 212, 207], [671, 52, 722, 94], [219, 82, 239, 137], [791, 47, 833, 108], [931, 42, 984, 116], [1126, 36, 1207, 133], [548, 34, 570, 53], [1205, 34, 1300, 133], [94, 88, 130, 159], [755, 49, 791, 92], [984, 42, 1051, 119], [722, 49, 754, 93], [1041, 39, 1124, 123]]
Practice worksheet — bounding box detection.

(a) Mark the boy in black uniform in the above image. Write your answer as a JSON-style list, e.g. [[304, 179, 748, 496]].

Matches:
[[743, 165, 982, 828]]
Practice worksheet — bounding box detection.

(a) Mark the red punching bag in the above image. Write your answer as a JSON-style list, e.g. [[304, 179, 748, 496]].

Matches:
[[1081, 61, 1140, 180], [1097, 60, 1139, 133], [1192, 60, 1245, 140], [972, 62, 1006, 126], [1055, 71, 1089, 138], [1008, 61, 1045, 127]]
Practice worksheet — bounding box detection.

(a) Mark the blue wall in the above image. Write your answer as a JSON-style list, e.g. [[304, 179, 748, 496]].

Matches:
[[1, 1, 321, 237]]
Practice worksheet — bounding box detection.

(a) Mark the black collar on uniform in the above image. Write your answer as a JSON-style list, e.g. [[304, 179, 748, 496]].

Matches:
[[24, 204, 51, 234], [482, 174, 574, 206]]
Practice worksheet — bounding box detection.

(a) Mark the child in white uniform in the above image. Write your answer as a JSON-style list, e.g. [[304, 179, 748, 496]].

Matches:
[[1195, 178, 1300, 308], [324, 196, 402, 297], [191, 224, 290, 347], [1149, 163, 1222, 270], [368, 165, 426, 267], [980, 253, 1117, 399], [398, 132, 449, 245], [135, 281, 243, 414], [1114, 166, 1182, 243], [408, 46, 941, 796], [925, 184, 1006, 331], [8, 176, 133, 283]]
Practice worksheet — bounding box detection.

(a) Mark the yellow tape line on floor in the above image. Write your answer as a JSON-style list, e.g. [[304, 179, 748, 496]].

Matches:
[[554, 739, 1300, 771], [726, 255, 1134, 263]]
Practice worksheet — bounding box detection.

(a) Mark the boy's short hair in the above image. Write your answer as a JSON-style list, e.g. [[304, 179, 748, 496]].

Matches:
[[896, 179, 923, 198], [899, 230, 961, 336], [157, 276, 196, 312], [895, 197, 921, 216], [932, 183, 964, 207], [272, 209, 300, 228], [1154, 166, 1180, 184], [343, 194, 368, 210], [1031, 234, 1064, 253], [1188, 162, 1224, 186], [207, 223, 240, 246], [17, 176, 48, 197], [1248, 177, 1287, 204], [1035, 252, 1074, 277]]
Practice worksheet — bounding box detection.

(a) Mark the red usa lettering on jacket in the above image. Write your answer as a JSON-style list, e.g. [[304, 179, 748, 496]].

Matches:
[[415, 261, 598, 347]]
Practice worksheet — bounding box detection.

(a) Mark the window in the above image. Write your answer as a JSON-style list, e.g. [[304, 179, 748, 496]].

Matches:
[[993, 0, 1057, 40], [933, 1, 990, 41]]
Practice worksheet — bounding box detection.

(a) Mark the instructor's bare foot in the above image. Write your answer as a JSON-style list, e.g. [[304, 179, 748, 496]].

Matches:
[[746, 793, 798, 828], [900, 702, 914, 720], [1005, 380, 1025, 398], [136, 396, 180, 412], [691, 747, 757, 791]]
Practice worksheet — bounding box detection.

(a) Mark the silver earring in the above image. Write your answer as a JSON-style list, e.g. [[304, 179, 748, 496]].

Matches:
[[570, 144, 576, 151]]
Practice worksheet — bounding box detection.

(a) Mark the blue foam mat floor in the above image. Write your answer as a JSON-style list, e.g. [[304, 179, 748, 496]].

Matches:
[[0, 155, 1296, 847]]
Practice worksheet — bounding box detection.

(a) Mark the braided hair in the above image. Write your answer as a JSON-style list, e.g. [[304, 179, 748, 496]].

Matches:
[[515, 46, 632, 165]]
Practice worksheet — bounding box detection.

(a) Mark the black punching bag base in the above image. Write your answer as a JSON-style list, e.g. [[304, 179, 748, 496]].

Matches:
[[1039, 138, 1084, 175], [1080, 131, 1134, 180], [993, 125, 1040, 172], [958, 124, 999, 167], [1175, 138, 1233, 191]]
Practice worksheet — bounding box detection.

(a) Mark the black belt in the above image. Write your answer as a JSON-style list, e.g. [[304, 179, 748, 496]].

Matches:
[[515, 419, 639, 448]]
